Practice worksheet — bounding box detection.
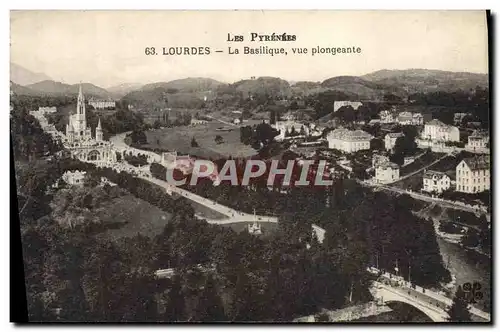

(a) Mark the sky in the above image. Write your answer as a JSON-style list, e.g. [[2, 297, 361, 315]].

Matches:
[[10, 10, 489, 87]]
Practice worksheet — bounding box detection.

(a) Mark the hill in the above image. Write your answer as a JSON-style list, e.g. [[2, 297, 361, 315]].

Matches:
[[10, 63, 52, 86], [25, 80, 112, 98], [10, 81, 38, 96], [362, 69, 489, 93], [141, 77, 225, 93], [123, 77, 225, 109], [230, 77, 291, 98], [106, 83, 144, 97], [319, 75, 407, 100]]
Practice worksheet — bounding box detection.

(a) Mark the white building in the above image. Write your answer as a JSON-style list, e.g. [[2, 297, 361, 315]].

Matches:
[[38, 106, 57, 114], [412, 113, 424, 125], [384, 132, 404, 152], [466, 130, 489, 151], [62, 170, 86, 186], [190, 118, 208, 126], [327, 128, 373, 153], [422, 170, 451, 194], [274, 120, 309, 141], [333, 101, 363, 113], [422, 119, 460, 142], [375, 162, 400, 184], [456, 155, 490, 193], [88, 98, 116, 109], [233, 118, 241, 125], [248, 222, 262, 235]]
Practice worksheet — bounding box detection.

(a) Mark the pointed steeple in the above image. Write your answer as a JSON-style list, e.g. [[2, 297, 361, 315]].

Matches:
[[78, 83, 84, 100], [97, 117, 102, 130]]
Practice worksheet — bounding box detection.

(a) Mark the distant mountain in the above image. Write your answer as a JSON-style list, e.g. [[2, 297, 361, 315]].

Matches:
[[10, 81, 38, 96], [362, 69, 489, 93], [123, 77, 226, 109], [230, 77, 291, 98], [25, 80, 112, 98], [107, 83, 144, 97], [10, 63, 52, 86], [141, 77, 225, 93], [319, 75, 406, 100]]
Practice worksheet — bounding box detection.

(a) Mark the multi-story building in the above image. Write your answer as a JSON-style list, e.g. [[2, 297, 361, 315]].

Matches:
[[456, 155, 490, 193], [384, 132, 404, 152], [88, 97, 116, 109], [422, 119, 460, 142], [422, 170, 451, 194], [375, 162, 400, 184], [466, 130, 489, 151], [327, 128, 373, 153], [397, 111, 424, 125]]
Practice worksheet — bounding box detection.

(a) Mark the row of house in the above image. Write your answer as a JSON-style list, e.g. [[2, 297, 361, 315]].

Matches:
[[421, 155, 490, 195], [88, 97, 116, 109], [379, 109, 424, 125]]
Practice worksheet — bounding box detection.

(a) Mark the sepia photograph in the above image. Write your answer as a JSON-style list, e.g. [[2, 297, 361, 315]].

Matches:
[[9, 10, 491, 323]]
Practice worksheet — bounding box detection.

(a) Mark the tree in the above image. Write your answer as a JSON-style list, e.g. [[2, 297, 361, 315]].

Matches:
[[447, 286, 472, 322], [191, 137, 199, 148], [191, 275, 226, 322], [215, 135, 224, 144]]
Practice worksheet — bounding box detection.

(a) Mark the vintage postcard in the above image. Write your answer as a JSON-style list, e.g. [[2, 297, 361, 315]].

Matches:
[[10, 10, 491, 323]]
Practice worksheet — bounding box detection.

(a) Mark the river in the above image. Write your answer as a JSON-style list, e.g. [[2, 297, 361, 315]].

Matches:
[[436, 236, 491, 313]]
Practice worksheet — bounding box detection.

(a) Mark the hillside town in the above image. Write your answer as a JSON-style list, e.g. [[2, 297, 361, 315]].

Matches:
[[10, 10, 491, 325]]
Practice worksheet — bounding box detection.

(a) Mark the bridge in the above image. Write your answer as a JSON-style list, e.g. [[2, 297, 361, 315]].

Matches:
[[367, 267, 490, 322]]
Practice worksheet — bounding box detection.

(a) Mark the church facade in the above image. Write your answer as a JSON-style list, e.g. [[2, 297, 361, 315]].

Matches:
[[63, 85, 116, 166]]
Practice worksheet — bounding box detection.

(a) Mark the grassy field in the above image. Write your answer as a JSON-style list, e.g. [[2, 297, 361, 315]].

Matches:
[[96, 194, 173, 242], [142, 121, 257, 159]]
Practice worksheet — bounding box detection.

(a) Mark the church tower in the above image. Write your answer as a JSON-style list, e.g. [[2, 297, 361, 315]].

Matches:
[[96, 118, 103, 141], [73, 84, 87, 137]]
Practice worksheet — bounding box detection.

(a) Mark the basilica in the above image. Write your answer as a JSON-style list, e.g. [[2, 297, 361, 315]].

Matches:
[[63, 85, 116, 166]]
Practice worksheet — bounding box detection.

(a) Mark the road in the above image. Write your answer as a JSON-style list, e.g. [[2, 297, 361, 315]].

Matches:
[[143, 174, 278, 223], [378, 185, 486, 215], [393, 152, 452, 183], [205, 115, 239, 127]]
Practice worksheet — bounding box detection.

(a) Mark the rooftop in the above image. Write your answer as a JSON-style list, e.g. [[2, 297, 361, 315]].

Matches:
[[426, 119, 447, 126], [327, 128, 373, 141], [386, 132, 404, 138], [469, 130, 489, 139], [463, 155, 490, 170], [423, 170, 448, 180], [376, 161, 399, 170]]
